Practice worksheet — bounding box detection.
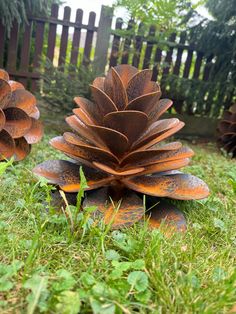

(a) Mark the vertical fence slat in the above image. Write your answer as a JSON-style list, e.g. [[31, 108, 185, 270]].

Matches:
[[32, 21, 45, 91], [7, 21, 19, 72], [109, 18, 123, 67], [70, 9, 83, 66], [19, 21, 32, 87], [183, 49, 193, 78], [94, 5, 113, 74], [83, 12, 96, 66], [162, 33, 176, 76], [132, 22, 144, 68], [0, 23, 5, 67], [121, 19, 134, 64], [47, 3, 59, 62], [142, 25, 155, 69], [173, 32, 186, 75], [203, 55, 214, 81], [193, 51, 203, 79], [58, 6, 71, 67], [152, 47, 162, 81]]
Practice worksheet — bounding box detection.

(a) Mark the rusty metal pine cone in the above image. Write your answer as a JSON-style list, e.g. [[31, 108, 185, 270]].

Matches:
[[0, 69, 43, 161], [217, 103, 236, 158], [33, 65, 209, 229]]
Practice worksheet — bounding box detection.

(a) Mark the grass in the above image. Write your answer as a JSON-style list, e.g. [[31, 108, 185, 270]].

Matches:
[[0, 133, 236, 314]]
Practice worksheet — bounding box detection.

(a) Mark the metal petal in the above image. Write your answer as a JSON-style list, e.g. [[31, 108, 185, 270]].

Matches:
[[0, 79, 11, 109], [133, 118, 180, 149], [33, 160, 112, 192], [93, 161, 144, 176], [7, 89, 36, 115], [89, 125, 129, 157], [51, 136, 119, 166], [138, 158, 190, 176], [24, 118, 44, 144], [66, 115, 103, 147], [0, 129, 15, 160], [120, 143, 188, 168], [111, 64, 138, 88], [92, 77, 105, 90], [14, 137, 31, 161], [123, 173, 210, 200], [126, 69, 159, 101], [0, 108, 6, 131], [110, 68, 128, 110], [3, 107, 32, 138], [149, 99, 173, 124], [136, 121, 185, 150], [83, 187, 144, 229], [126, 91, 161, 114], [103, 110, 148, 143], [73, 108, 95, 125], [8, 80, 25, 91], [90, 85, 117, 116], [0, 69, 9, 81], [74, 96, 102, 124], [147, 199, 186, 233]]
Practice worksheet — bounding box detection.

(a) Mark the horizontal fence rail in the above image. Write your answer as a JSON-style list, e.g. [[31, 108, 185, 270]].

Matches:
[[0, 4, 234, 118]]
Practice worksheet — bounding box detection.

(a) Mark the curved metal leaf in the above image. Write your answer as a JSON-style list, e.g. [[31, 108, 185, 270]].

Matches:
[[103, 110, 148, 143], [83, 187, 144, 229], [123, 173, 210, 200], [4, 107, 32, 138], [24, 118, 43, 144], [0, 129, 15, 160], [14, 137, 31, 161], [0, 79, 11, 109], [33, 160, 113, 192]]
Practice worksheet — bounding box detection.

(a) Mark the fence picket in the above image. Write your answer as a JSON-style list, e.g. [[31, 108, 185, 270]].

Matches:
[[47, 3, 59, 62], [121, 20, 134, 64], [83, 12, 96, 66], [132, 22, 144, 68], [110, 18, 123, 67], [58, 6, 71, 67], [70, 9, 83, 66], [173, 32, 186, 75], [7, 21, 19, 72], [152, 47, 162, 81], [142, 25, 156, 69]]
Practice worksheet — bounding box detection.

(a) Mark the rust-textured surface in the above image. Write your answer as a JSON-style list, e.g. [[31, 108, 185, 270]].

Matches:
[[34, 64, 209, 229], [217, 103, 236, 158], [0, 69, 43, 161]]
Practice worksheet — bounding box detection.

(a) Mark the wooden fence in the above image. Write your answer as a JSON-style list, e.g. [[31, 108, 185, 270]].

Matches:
[[0, 4, 233, 117]]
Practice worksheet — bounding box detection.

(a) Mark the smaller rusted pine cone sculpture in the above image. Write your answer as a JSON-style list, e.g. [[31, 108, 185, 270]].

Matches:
[[217, 103, 236, 158], [33, 65, 209, 230], [0, 69, 43, 161]]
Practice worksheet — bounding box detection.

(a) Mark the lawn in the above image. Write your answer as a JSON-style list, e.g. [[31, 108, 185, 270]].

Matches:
[[0, 133, 236, 314]]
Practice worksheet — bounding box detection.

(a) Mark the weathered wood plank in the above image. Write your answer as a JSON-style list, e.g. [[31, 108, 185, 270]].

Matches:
[[121, 19, 134, 64], [132, 22, 144, 68], [162, 33, 176, 76], [142, 25, 156, 69], [109, 18, 123, 67], [47, 3, 59, 62], [94, 5, 113, 74], [70, 9, 83, 66], [19, 21, 32, 87], [7, 21, 19, 72], [83, 12, 96, 66], [173, 32, 186, 75], [58, 6, 71, 67]]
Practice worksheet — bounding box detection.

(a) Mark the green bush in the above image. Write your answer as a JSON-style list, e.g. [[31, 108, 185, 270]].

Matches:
[[39, 59, 99, 114]]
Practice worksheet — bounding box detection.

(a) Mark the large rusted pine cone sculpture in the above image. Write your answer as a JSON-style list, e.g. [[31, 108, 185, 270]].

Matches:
[[34, 65, 209, 230], [217, 103, 236, 158], [0, 69, 43, 161]]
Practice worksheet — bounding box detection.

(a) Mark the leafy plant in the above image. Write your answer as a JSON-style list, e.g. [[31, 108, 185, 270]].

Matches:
[[39, 58, 99, 114]]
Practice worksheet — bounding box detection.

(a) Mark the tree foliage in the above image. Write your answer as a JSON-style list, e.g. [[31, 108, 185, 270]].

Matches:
[[113, 0, 204, 32], [0, 0, 62, 35]]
